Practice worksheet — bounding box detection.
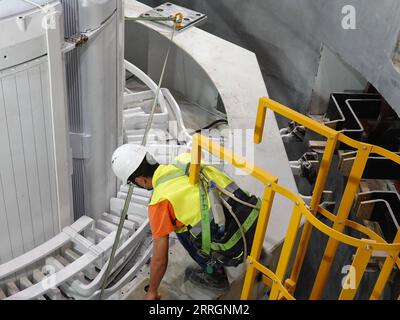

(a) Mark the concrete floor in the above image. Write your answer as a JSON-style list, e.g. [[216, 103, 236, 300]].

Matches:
[[121, 237, 245, 300]]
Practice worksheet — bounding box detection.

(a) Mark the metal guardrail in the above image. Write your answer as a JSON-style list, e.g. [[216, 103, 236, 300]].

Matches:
[[249, 97, 400, 300], [186, 97, 400, 300]]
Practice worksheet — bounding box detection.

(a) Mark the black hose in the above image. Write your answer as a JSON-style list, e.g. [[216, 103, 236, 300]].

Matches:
[[195, 119, 228, 133]]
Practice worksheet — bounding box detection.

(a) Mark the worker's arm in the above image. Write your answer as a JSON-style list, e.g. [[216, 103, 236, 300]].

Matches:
[[144, 235, 169, 300]]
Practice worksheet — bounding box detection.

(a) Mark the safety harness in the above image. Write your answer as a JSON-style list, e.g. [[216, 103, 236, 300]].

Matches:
[[153, 160, 261, 270]]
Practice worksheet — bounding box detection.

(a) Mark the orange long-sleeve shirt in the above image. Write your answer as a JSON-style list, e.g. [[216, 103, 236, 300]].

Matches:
[[148, 199, 185, 240]]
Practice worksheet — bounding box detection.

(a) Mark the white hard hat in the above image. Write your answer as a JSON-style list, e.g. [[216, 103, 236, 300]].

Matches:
[[111, 144, 149, 184]]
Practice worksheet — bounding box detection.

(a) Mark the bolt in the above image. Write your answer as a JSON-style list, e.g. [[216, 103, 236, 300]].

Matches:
[[295, 202, 300, 206], [329, 136, 334, 140], [267, 183, 271, 188], [363, 146, 367, 151], [366, 245, 371, 251]]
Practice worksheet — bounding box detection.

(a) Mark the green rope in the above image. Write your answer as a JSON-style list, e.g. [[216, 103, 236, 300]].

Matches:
[[99, 14, 180, 300], [99, 183, 134, 299]]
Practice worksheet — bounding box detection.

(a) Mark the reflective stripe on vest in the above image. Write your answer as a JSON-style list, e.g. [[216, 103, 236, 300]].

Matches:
[[149, 153, 233, 233]]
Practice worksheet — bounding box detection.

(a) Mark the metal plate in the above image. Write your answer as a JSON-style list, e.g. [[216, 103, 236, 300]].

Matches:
[[0, 0, 56, 19], [325, 93, 381, 140], [140, 2, 207, 31], [338, 150, 400, 179], [355, 191, 400, 242]]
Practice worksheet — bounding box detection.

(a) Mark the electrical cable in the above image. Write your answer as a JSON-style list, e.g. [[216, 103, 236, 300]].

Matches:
[[183, 96, 228, 120], [194, 119, 229, 133], [99, 183, 134, 299], [201, 173, 260, 210], [125, 74, 136, 82]]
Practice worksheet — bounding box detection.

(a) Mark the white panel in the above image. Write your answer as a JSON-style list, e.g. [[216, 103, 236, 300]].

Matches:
[[0, 0, 57, 19], [1, 73, 35, 254], [0, 57, 60, 263], [0, 174, 12, 264], [28, 64, 55, 241], [78, 0, 117, 31], [0, 88, 24, 262], [0, 2, 62, 71], [0, 84, 24, 258], [15, 69, 45, 247], [40, 63, 58, 237]]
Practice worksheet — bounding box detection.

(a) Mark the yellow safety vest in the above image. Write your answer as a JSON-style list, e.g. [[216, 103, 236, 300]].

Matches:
[[149, 153, 233, 233]]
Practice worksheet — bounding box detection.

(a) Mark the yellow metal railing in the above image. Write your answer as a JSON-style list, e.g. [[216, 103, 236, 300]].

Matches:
[[188, 97, 400, 300], [249, 97, 400, 300]]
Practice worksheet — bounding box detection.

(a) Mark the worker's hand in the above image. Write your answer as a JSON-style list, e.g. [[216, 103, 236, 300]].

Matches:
[[144, 290, 161, 300]]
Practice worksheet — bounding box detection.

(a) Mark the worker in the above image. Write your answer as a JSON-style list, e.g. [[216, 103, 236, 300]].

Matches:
[[111, 144, 260, 300]]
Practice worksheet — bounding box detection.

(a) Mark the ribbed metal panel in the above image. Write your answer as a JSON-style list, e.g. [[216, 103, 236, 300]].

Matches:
[[62, 0, 86, 220], [72, 159, 86, 221], [63, 0, 82, 133], [65, 51, 83, 133], [62, 0, 79, 37], [0, 57, 58, 263]]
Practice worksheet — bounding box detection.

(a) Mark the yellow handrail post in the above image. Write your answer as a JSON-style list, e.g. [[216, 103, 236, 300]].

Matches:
[[189, 134, 202, 185], [288, 134, 339, 292], [254, 98, 268, 144], [370, 230, 400, 300], [310, 144, 372, 299], [338, 244, 373, 300], [269, 204, 302, 300], [241, 186, 276, 300]]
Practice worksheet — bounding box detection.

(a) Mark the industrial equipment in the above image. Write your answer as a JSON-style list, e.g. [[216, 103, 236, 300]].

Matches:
[[0, 1, 398, 301]]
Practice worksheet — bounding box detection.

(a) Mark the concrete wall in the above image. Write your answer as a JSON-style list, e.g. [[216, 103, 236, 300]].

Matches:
[[310, 45, 368, 115], [141, 0, 400, 115]]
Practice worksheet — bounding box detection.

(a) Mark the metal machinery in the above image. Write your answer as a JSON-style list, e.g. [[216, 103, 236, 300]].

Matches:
[[1, 0, 398, 301], [63, 0, 125, 223], [0, 0, 137, 299], [0, 0, 75, 263]]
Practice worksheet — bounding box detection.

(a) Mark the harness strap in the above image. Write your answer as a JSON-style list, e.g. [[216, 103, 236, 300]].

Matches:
[[155, 171, 185, 187], [153, 160, 259, 257], [210, 198, 261, 252], [199, 179, 211, 255], [153, 160, 191, 188]]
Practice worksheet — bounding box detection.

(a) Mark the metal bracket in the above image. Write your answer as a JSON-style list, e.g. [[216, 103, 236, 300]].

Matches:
[[280, 121, 306, 143], [300, 190, 334, 208], [65, 34, 89, 47], [140, 2, 207, 31], [290, 152, 319, 184]]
